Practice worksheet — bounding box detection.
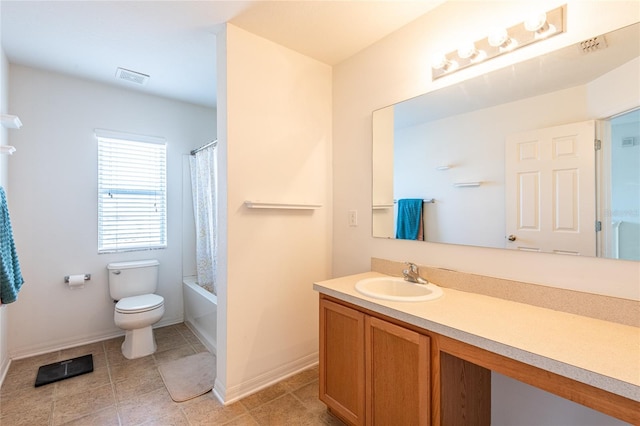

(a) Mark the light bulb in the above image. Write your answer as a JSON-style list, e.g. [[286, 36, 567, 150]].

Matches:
[[457, 42, 486, 63], [525, 12, 548, 32], [431, 53, 458, 71], [488, 28, 518, 51], [525, 11, 557, 39]]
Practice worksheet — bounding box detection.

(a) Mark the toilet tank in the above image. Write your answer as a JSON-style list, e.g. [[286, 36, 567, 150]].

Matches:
[[107, 259, 159, 300]]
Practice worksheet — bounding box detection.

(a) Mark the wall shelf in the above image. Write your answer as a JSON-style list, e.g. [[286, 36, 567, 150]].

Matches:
[[1, 114, 22, 129], [244, 201, 322, 210], [453, 182, 482, 187], [373, 204, 394, 210], [0, 146, 16, 155]]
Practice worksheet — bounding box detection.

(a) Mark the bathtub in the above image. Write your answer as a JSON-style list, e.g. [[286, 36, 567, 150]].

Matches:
[[183, 277, 217, 354]]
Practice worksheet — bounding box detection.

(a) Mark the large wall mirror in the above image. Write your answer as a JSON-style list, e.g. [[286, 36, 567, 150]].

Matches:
[[372, 22, 639, 261]]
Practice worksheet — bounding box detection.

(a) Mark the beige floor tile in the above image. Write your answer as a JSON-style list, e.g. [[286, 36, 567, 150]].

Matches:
[[0, 326, 327, 426], [105, 348, 128, 367], [117, 386, 180, 425], [113, 368, 165, 403], [58, 405, 120, 426], [108, 356, 156, 382], [318, 410, 348, 426], [137, 408, 190, 426], [292, 381, 325, 414], [181, 392, 248, 425], [280, 366, 319, 392], [249, 393, 321, 425], [181, 330, 203, 345], [54, 366, 111, 399], [0, 402, 52, 426], [153, 345, 196, 365], [239, 382, 288, 411], [155, 333, 188, 353], [0, 384, 55, 418], [1, 375, 55, 400], [169, 322, 191, 333], [190, 341, 210, 354], [52, 383, 116, 425], [221, 414, 260, 426], [102, 336, 125, 353]]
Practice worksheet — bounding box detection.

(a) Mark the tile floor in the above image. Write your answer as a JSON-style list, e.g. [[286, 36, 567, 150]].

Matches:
[[0, 323, 345, 426]]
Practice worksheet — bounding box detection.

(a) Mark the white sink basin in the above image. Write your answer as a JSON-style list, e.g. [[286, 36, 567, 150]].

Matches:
[[355, 277, 443, 302]]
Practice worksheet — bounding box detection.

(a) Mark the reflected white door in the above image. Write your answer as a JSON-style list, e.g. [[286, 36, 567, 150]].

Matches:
[[505, 120, 596, 256]]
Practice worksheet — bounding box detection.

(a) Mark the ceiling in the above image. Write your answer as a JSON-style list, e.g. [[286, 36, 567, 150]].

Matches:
[[0, 0, 444, 109]]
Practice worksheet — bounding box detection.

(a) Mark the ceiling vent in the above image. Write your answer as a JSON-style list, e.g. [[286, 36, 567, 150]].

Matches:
[[115, 67, 150, 85], [580, 36, 607, 54]]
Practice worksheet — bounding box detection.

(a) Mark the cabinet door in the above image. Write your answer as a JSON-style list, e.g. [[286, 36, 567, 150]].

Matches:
[[366, 316, 430, 426], [319, 299, 365, 425]]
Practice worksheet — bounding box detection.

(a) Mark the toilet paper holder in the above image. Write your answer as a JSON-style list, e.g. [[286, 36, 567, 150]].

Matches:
[[64, 274, 91, 283]]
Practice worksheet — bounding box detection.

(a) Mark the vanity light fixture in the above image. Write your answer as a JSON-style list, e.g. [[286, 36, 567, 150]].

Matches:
[[524, 11, 557, 39], [432, 4, 565, 80], [488, 28, 518, 52], [431, 53, 458, 72], [457, 42, 487, 63]]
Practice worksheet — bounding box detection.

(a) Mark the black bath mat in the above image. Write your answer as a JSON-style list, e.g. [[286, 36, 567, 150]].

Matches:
[[34, 354, 93, 387]]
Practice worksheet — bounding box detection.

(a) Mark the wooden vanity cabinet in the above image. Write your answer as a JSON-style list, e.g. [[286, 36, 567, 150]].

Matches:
[[320, 297, 431, 425], [365, 315, 430, 425], [319, 298, 365, 425]]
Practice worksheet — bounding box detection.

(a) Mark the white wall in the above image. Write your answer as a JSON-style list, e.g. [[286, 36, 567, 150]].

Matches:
[[6, 65, 216, 358], [0, 46, 10, 382], [215, 24, 332, 403], [332, 1, 639, 424], [394, 85, 590, 248]]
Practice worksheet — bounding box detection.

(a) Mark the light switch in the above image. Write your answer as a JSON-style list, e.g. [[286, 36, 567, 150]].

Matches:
[[348, 210, 358, 227]]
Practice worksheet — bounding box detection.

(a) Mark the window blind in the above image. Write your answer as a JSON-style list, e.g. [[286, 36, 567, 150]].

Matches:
[[97, 133, 167, 253]]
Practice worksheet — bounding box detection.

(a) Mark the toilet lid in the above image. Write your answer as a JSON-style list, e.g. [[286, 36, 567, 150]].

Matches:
[[115, 294, 164, 314]]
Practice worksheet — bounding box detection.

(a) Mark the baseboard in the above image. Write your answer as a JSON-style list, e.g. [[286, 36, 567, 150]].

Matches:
[[0, 353, 10, 389], [9, 315, 184, 360], [215, 352, 318, 405]]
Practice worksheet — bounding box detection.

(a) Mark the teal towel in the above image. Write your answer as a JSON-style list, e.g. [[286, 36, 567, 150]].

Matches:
[[396, 199, 423, 240], [0, 186, 24, 304]]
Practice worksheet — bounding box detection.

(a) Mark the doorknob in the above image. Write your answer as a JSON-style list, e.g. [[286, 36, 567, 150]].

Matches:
[[508, 235, 517, 242]]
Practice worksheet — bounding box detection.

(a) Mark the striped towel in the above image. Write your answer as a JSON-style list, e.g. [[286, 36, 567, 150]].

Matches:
[[0, 186, 24, 304]]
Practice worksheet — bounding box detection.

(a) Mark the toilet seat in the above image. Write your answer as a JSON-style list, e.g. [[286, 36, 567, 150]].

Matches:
[[115, 294, 164, 314]]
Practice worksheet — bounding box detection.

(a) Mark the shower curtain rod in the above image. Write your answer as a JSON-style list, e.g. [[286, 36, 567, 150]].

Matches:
[[190, 139, 218, 155]]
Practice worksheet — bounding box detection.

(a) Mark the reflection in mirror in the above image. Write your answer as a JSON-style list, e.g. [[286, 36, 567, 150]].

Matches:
[[372, 23, 640, 260]]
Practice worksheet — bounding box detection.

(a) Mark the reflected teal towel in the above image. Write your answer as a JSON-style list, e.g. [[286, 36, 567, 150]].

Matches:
[[0, 187, 24, 304], [396, 199, 423, 240]]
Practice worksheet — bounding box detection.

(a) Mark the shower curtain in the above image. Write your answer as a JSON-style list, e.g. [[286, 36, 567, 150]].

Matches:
[[189, 145, 217, 295]]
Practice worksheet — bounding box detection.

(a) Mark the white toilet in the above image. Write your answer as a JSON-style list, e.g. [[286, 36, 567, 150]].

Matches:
[[107, 259, 165, 359]]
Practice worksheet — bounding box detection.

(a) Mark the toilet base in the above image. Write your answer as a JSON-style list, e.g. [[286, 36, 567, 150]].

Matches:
[[121, 325, 157, 359]]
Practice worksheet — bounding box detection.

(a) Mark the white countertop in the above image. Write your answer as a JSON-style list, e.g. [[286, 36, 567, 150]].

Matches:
[[314, 272, 640, 402]]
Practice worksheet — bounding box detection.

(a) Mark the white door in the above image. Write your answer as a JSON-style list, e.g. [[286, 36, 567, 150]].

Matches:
[[505, 120, 596, 256]]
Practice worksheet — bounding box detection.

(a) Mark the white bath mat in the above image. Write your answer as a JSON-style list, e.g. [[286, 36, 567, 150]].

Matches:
[[158, 352, 216, 402]]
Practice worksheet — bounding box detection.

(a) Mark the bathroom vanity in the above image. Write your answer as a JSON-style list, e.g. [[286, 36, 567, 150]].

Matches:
[[314, 272, 640, 425]]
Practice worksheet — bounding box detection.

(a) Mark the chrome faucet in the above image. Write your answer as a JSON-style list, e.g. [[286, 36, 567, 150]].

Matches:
[[403, 262, 428, 284]]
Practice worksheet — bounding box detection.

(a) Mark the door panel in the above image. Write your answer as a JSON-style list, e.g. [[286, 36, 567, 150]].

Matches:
[[506, 120, 596, 256]]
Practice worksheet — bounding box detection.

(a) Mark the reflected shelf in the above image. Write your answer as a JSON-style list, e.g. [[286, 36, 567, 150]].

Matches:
[[244, 201, 322, 210]]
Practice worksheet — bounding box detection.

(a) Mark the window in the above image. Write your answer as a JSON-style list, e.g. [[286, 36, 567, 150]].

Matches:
[[96, 129, 167, 253]]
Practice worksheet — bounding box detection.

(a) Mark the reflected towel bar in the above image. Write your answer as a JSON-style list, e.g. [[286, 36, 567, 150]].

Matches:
[[393, 199, 435, 204]]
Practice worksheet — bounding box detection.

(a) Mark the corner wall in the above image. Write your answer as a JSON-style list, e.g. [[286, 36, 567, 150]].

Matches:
[[215, 24, 332, 402], [6, 65, 216, 358]]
